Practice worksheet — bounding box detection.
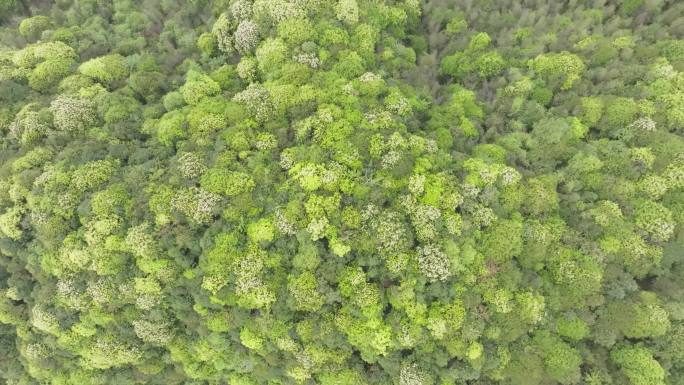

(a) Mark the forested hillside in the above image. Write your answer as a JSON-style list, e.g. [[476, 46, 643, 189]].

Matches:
[[0, 0, 683, 384]]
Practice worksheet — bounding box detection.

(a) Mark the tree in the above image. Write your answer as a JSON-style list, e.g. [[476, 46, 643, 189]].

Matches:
[[611, 345, 665, 385], [78, 54, 128, 87], [530, 52, 585, 89], [0, 1, 683, 384], [533, 331, 582, 384], [180, 70, 221, 105], [50, 94, 98, 132], [18, 16, 50, 40], [287, 271, 324, 312]]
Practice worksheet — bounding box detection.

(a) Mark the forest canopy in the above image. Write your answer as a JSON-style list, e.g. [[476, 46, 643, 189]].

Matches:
[[0, 0, 683, 384]]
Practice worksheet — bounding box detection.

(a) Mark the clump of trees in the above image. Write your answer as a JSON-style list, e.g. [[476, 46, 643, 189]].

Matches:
[[0, 0, 683, 384]]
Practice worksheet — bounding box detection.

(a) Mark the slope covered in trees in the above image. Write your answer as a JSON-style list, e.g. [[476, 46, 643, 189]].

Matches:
[[0, 0, 683, 384]]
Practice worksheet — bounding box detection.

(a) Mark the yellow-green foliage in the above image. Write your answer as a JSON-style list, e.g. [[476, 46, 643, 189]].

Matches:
[[18, 15, 50, 39], [78, 54, 128, 86], [611, 345, 665, 385], [180, 70, 221, 105], [200, 168, 255, 196], [531, 52, 585, 89], [0, 1, 682, 385]]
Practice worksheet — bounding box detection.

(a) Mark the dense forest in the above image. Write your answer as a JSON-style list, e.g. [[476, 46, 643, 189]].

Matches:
[[0, 0, 683, 384]]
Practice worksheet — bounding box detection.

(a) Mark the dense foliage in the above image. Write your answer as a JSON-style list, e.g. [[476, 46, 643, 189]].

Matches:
[[0, 0, 683, 384]]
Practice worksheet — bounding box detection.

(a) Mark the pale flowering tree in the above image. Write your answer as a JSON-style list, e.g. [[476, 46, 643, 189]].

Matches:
[[399, 363, 431, 385], [212, 13, 236, 54], [232, 83, 275, 122], [176, 152, 207, 179], [416, 244, 451, 282], [234, 20, 260, 54]]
